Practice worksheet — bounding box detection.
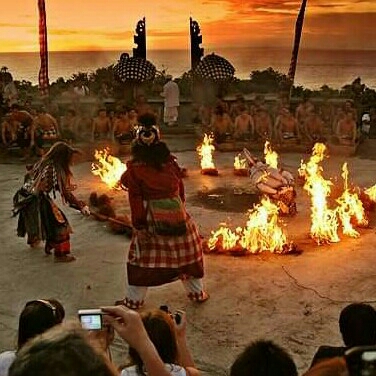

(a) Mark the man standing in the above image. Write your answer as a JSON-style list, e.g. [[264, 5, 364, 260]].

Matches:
[[160, 75, 180, 127]]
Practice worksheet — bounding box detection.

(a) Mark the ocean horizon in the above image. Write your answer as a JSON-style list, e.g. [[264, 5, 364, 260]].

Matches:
[[1, 47, 375, 90]]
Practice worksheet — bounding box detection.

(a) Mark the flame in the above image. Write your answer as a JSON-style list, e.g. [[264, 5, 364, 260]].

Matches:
[[365, 184, 376, 201], [300, 143, 340, 244], [91, 148, 127, 189], [264, 141, 278, 169], [234, 154, 247, 170], [197, 134, 216, 170], [336, 163, 368, 237], [208, 197, 291, 254]]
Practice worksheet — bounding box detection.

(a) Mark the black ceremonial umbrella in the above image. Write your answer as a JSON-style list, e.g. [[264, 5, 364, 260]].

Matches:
[[114, 53, 156, 82], [195, 53, 235, 81]]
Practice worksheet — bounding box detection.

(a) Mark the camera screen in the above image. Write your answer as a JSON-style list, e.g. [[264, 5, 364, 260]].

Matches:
[[362, 351, 376, 362], [79, 314, 102, 330]]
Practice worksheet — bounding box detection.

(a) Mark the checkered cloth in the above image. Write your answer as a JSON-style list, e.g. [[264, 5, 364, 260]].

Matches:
[[128, 214, 204, 269], [114, 54, 156, 82], [38, 0, 49, 97], [195, 53, 235, 81]]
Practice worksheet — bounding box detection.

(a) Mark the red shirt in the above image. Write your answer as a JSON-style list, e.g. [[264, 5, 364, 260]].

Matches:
[[121, 156, 185, 229]]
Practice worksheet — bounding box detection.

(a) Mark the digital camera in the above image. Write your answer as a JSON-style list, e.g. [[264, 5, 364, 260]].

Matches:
[[345, 346, 376, 376], [78, 309, 103, 331]]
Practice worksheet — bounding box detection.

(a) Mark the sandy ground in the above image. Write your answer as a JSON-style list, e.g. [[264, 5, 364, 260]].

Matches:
[[1, 138, 376, 375]]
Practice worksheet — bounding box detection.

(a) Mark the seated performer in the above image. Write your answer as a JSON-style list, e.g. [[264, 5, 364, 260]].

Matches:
[[302, 109, 325, 143], [253, 107, 273, 142], [243, 148, 297, 215], [275, 107, 300, 144], [210, 105, 233, 144], [92, 108, 111, 141], [334, 111, 357, 145], [33, 106, 59, 154], [234, 104, 254, 141], [112, 109, 132, 144]]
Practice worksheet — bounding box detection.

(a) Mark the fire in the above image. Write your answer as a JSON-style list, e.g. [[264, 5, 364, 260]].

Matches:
[[208, 197, 292, 254], [91, 148, 127, 190], [300, 143, 340, 244], [197, 133, 216, 170], [336, 163, 368, 237], [365, 184, 376, 201], [234, 154, 247, 170], [264, 141, 278, 169]]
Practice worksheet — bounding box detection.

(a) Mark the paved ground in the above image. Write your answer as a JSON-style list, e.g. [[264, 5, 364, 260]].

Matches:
[[0, 136, 376, 375]]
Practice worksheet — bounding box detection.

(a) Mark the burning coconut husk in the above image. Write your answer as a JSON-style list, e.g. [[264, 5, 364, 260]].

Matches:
[[233, 153, 248, 176], [206, 196, 300, 255], [89, 192, 133, 236], [299, 143, 340, 245], [91, 148, 127, 189], [264, 140, 279, 169], [336, 163, 368, 238], [197, 133, 218, 176], [365, 184, 376, 202]]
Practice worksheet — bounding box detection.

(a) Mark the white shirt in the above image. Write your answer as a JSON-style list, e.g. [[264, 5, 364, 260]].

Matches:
[[121, 363, 186, 376], [0, 350, 16, 376], [161, 80, 180, 108]]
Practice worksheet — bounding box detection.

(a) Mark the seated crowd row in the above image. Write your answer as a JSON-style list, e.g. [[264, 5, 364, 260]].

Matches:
[[204, 95, 365, 147], [0, 94, 370, 159], [0, 300, 375, 376]]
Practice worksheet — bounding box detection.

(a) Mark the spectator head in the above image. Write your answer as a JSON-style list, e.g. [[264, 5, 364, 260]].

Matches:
[[214, 104, 225, 116], [128, 309, 178, 373], [339, 303, 376, 347], [97, 108, 107, 117], [67, 109, 76, 117], [17, 299, 65, 349], [230, 340, 298, 376], [10, 103, 21, 112], [9, 325, 118, 376]]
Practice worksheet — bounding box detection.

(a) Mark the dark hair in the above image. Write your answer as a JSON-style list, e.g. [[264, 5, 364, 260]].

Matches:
[[138, 112, 157, 128], [17, 299, 64, 349], [339, 303, 376, 347], [131, 141, 170, 170], [129, 309, 178, 375], [230, 340, 297, 376], [41, 142, 80, 178], [10, 326, 118, 376]]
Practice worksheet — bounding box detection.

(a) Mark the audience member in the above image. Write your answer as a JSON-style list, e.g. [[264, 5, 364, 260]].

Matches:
[[120, 308, 199, 376], [9, 306, 173, 376], [302, 109, 325, 143], [310, 303, 376, 368], [334, 111, 357, 145], [0, 299, 64, 376], [113, 109, 132, 144], [253, 106, 273, 142], [160, 75, 180, 127], [275, 107, 300, 144], [230, 94, 248, 120], [92, 108, 111, 141], [4, 104, 35, 158], [33, 106, 59, 155], [303, 357, 349, 376], [134, 94, 153, 117], [60, 109, 80, 143], [295, 98, 315, 137], [210, 105, 233, 144], [230, 340, 298, 376], [234, 104, 254, 141], [2, 73, 18, 108]]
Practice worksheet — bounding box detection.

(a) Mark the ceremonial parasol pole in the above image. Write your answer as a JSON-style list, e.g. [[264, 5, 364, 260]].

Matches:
[[38, 0, 50, 99], [287, 0, 308, 97]]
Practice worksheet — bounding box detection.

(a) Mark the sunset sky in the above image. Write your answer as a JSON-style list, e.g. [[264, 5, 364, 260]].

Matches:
[[0, 0, 374, 53]]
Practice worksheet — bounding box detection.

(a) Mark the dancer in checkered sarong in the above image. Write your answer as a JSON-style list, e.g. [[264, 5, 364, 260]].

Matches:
[[116, 113, 209, 309]]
